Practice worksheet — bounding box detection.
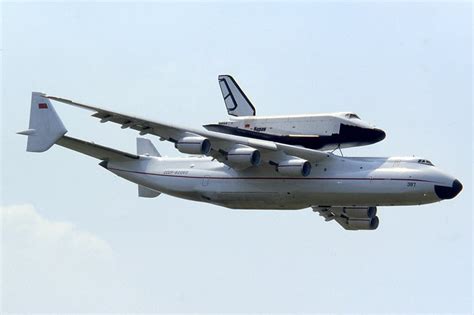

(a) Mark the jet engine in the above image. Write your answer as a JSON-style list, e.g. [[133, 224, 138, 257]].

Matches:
[[339, 206, 378, 230], [314, 206, 380, 230], [346, 216, 379, 230], [226, 145, 261, 169], [342, 206, 377, 218], [277, 158, 312, 177], [175, 136, 211, 155]]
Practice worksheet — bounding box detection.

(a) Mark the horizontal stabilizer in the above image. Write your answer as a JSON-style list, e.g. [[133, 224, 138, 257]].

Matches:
[[138, 185, 161, 198]]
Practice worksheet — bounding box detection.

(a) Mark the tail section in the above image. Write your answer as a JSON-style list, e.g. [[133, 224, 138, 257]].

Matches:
[[20, 92, 159, 198], [18, 92, 67, 152], [218, 75, 256, 117], [19, 92, 138, 161]]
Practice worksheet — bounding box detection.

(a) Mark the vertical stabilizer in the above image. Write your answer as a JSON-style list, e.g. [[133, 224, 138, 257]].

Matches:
[[218, 75, 256, 117], [18, 92, 67, 152], [136, 138, 160, 156], [136, 137, 161, 198]]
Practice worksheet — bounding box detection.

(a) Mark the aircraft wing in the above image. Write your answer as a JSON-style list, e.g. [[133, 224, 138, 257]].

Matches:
[[57, 136, 139, 161], [45, 94, 332, 165]]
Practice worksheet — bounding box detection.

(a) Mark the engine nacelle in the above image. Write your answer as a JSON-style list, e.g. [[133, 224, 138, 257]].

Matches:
[[175, 136, 211, 155], [347, 216, 379, 230], [226, 146, 261, 169], [343, 206, 377, 219], [277, 159, 312, 177]]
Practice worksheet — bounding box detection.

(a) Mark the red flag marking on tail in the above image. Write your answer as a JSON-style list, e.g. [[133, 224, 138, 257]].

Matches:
[[38, 103, 48, 109]]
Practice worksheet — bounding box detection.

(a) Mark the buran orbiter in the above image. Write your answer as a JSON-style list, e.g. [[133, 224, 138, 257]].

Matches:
[[18, 77, 462, 231], [204, 75, 386, 151]]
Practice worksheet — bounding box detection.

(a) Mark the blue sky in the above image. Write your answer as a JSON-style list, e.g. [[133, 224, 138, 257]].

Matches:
[[2, 2, 472, 313]]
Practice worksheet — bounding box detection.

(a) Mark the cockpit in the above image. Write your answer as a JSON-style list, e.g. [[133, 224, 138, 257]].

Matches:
[[345, 113, 360, 120], [417, 159, 434, 166]]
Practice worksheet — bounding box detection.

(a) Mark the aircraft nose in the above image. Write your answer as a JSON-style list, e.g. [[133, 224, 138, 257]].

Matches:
[[434, 179, 463, 200], [339, 124, 386, 145], [371, 128, 386, 142]]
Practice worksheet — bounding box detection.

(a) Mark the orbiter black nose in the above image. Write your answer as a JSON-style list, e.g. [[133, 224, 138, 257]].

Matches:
[[434, 179, 463, 200], [371, 128, 386, 143]]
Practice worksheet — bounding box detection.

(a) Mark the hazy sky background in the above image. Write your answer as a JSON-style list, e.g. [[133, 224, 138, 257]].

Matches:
[[1, 1, 472, 313]]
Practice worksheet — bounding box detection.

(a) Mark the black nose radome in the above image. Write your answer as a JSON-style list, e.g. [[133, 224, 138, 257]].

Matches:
[[339, 124, 386, 145], [372, 128, 386, 143], [435, 179, 463, 200]]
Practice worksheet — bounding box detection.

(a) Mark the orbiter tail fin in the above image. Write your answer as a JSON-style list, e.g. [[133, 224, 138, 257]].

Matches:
[[218, 75, 256, 117]]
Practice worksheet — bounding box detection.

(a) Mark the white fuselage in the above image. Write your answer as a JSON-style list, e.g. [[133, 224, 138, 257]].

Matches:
[[222, 113, 361, 136], [204, 112, 386, 151], [104, 155, 454, 210]]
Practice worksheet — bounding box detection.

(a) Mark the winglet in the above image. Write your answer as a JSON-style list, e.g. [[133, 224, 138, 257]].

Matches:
[[218, 75, 256, 117], [18, 92, 67, 152]]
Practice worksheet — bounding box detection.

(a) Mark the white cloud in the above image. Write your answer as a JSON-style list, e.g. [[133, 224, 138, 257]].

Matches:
[[1, 204, 140, 313]]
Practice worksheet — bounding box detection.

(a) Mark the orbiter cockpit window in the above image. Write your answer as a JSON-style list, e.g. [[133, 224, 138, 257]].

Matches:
[[345, 113, 360, 119], [417, 159, 434, 166]]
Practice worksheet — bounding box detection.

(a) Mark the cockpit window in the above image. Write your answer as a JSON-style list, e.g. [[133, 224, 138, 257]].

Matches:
[[418, 159, 434, 166], [345, 113, 360, 119]]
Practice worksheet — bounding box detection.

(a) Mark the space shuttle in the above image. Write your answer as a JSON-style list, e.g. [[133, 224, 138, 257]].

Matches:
[[203, 75, 386, 151]]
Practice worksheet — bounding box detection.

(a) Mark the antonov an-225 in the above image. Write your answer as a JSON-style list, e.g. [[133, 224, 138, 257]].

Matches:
[[19, 91, 462, 231]]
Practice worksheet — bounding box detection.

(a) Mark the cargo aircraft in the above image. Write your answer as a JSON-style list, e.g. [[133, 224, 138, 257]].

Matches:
[[204, 75, 386, 150], [19, 92, 462, 230]]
